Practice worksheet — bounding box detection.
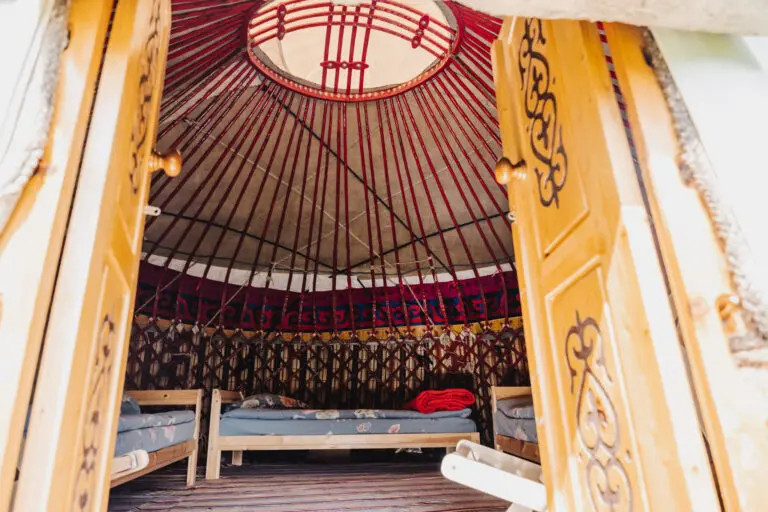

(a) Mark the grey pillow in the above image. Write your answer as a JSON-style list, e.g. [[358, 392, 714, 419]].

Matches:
[[497, 396, 535, 419], [120, 395, 141, 415]]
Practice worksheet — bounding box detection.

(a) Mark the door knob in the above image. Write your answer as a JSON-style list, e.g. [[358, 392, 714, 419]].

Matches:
[[495, 157, 526, 185], [147, 150, 182, 177], [496, 157, 526, 222]]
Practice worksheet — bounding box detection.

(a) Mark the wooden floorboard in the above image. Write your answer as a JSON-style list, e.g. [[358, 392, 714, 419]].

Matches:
[[108, 460, 508, 512]]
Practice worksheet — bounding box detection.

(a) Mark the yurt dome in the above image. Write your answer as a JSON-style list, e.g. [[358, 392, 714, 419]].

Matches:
[[140, 0, 520, 339]]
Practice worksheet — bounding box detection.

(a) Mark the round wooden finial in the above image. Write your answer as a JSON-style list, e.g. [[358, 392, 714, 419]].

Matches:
[[149, 150, 182, 177], [495, 157, 526, 185], [495, 157, 514, 185], [164, 150, 182, 177]]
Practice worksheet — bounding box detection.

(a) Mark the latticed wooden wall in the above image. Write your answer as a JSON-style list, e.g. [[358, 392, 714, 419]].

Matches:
[[124, 317, 529, 447]]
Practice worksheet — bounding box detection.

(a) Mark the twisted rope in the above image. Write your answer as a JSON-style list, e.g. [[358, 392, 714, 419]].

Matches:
[[644, 31, 768, 360]]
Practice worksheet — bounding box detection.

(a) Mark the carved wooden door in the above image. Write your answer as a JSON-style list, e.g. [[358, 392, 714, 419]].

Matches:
[[492, 19, 721, 511], [13, 0, 177, 510]]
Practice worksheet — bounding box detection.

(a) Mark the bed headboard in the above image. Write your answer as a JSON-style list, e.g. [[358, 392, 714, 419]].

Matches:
[[215, 390, 244, 404], [490, 386, 532, 443], [490, 386, 532, 413]]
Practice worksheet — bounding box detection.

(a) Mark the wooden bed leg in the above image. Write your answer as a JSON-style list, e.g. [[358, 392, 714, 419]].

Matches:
[[187, 454, 197, 486], [205, 389, 223, 480], [232, 451, 243, 466], [187, 389, 203, 486]]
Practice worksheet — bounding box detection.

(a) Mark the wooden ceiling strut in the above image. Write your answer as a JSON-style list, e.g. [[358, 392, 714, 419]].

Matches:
[[407, 87, 490, 325], [266, 85, 449, 271], [151, 71, 272, 318], [234, 90, 303, 328], [382, 99, 427, 330], [259, 94, 313, 332], [393, 93, 469, 325], [218, 84, 299, 318], [149, 62, 256, 209], [280, 98, 321, 331], [297, 100, 331, 333]]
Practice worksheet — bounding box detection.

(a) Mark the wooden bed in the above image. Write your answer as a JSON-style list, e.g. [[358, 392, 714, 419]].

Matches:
[[111, 389, 202, 487], [491, 386, 540, 464], [205, 389, 480, 480]]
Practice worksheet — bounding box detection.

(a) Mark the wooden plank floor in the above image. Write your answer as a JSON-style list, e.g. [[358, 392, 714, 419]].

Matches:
[[108, 461, 508, 512]]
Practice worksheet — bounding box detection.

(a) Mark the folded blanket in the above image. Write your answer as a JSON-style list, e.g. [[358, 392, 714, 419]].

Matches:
[[404, 389, 475, 414], [497, 396, 535, 420]]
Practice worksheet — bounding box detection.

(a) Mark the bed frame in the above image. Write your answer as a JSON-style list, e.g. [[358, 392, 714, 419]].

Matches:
[[491, 386, 540, 464], [205, 389, 481, 480], [110, 389, 203, 488]]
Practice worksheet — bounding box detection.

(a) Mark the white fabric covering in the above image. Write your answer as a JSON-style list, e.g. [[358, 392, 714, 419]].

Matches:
[[456, 0, 768, 35]]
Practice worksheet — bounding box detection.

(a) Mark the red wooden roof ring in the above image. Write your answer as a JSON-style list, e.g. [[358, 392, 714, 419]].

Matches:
[[246, 0, 462, 101]]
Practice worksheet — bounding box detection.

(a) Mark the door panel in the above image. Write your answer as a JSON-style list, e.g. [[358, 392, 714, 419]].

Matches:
[[492, 19, 721, 511], [0, 3, 113, 508], [517, 20, 590, 259], [14, 0, 176, 510]]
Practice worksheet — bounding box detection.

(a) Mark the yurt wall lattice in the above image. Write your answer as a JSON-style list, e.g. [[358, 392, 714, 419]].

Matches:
[[126, 315, 528, 445]]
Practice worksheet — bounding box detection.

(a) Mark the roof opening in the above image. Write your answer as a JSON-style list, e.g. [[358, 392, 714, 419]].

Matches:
[[246, 0, 460, 101]]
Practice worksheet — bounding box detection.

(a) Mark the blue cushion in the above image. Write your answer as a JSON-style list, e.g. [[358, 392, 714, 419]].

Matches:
[[120, 395, 141, 415]]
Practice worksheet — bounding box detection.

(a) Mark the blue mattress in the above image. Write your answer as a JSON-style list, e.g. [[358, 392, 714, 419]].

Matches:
[[494, 396, 538, 443], [219, 408, 476, 437], [114, 410, 195, 457]]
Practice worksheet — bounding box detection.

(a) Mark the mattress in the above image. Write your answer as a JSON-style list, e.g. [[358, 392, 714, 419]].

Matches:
[[494, 396, 538, 443], [114, 410, 195, 457], [219, 408, 477, 436]]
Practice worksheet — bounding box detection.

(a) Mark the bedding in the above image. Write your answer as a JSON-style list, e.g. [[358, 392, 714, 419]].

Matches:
[[115, 410, 195, 457], [240, 393, 308, 410], [219, 408, 477, 437], [405, 389, 475, 414], [495, 396, 538, 443]]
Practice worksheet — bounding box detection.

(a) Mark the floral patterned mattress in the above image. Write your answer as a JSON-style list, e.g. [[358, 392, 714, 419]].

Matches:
[[114, 410, 195, 457], [219, 408, 477, 436], [494, 397, 538, 443]]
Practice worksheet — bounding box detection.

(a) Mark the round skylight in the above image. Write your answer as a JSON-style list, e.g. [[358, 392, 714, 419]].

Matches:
[[247, 0, 459, 101]]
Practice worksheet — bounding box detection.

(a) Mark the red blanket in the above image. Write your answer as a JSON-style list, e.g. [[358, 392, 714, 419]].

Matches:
[[404, 389, 475, 414]]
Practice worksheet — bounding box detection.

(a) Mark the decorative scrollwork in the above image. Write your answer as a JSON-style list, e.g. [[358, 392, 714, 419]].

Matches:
[[128, 0, 163, 194], [518, 19, 568, 208], [565, 311, 633, 511], [72, 314, 116, 511]]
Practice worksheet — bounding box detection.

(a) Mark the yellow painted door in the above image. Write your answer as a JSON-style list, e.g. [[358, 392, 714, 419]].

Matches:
[[492, 19, 721, 510], [14, 0, 177, 510]]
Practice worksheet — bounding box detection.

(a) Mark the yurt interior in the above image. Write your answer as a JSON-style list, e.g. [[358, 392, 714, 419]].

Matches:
[[117, 2, 534, 509], [7, 0, 768, 511]]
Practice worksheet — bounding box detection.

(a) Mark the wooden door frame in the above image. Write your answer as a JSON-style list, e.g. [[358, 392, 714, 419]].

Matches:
[[624, 28, 768, 510], [13, 0, 174, 510], [493, 19, 725, 510], [0, 2, 113, 509]]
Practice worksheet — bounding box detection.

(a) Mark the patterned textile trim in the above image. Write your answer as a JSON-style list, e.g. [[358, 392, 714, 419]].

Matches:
[[133, 314, 524, 342], [135, 262, 521, 331]]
